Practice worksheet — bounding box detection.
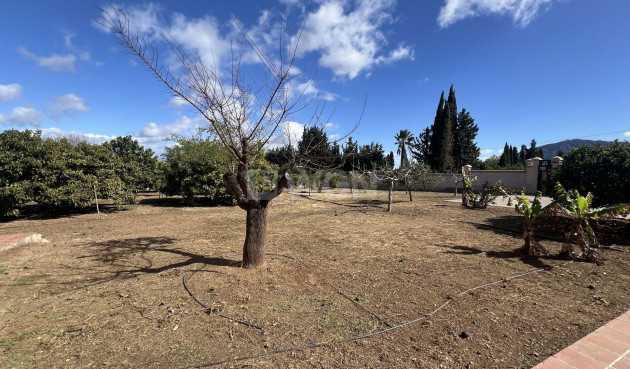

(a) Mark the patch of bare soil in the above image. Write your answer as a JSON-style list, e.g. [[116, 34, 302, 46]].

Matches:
[[1, 190, 629, 368]]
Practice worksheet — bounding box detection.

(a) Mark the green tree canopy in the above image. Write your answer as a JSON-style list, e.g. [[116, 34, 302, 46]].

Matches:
[[547, 141, 630, 206]]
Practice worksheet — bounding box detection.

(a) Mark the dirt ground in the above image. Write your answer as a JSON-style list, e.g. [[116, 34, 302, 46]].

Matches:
[[1, 190, 629, 369]]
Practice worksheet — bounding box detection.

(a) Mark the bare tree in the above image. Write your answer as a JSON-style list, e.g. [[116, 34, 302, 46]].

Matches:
[[98, 6, 355, 268], [372, 162, 433, 212]]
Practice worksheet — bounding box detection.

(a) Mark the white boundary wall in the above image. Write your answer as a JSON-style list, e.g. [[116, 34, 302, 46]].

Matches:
[[429, 157, 562, 194]]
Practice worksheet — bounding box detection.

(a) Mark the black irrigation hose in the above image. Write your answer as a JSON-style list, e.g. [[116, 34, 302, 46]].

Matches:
[[180, 266, 551, 368], [182, 269, 262, 330]]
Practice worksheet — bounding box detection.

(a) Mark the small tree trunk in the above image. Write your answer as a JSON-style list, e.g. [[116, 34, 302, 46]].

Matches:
[[559, 230, 575, 258], [406, 184, 413, 202], [242, 204, 269, 268], [349, 173, 354, 199], [522, 231, 532, 254], [387, 180, 394, 212]]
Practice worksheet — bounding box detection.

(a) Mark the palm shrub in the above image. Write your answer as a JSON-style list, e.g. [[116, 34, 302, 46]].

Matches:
[[550, 182, 628, 261], [461, 168, 510, 209], [514, 191, 552, 256]]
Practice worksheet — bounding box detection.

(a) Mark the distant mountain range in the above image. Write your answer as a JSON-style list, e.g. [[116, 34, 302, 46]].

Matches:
[[539, 139, 612, 159]]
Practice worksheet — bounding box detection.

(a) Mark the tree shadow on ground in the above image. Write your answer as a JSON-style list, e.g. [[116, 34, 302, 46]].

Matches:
[[467, 215, 567, 242], [440, 244, 552, 269], [1, 203, 129, 223], [138, 196, 234, 208], [7, 237, 241, 292], [79, 236, 241, 273], [471, 215, 630, 246]]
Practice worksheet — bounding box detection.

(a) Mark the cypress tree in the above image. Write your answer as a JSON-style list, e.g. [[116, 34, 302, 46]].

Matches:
[[526, 139, 538, 159], [511, 146, 519, 166], [499, 142, 509, 167], [519, 144, 527, 164], [387, 151, 395, 168], [440, 85, 457, 171], [453, 109, 480, 168], [429, 91, 445, 170]]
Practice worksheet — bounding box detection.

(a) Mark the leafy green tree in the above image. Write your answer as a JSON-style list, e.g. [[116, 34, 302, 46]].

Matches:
[[104, 136, 159, 191], [547, 141, 630, 206], [411, 127, 432, 165], [481, 155, 501, 169], [297, 126, 332, 170], [1, 130, 135, 216], [357, 142, 385, 171], [265, 145, 293, 170], [394, 129, 414, 168], [329, 174, 343, 188], [161, 137, 235, 204], [0, 130, 43, 216], [453, 109, 480, 168]]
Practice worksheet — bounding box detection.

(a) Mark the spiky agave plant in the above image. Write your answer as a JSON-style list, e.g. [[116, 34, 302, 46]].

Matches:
[[515, 191, 551, 256], [551, 182, 629, 261]]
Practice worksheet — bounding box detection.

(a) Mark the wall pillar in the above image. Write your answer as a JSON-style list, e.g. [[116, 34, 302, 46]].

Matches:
[[525, 157, 542, 194]]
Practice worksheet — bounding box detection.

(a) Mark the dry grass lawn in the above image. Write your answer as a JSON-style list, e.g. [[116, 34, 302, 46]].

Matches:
[[1, 189, 629, 368]]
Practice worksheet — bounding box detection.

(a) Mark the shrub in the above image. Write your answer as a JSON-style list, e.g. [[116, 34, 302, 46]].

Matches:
[[329, 174, 343, 189], [547, 141, 630, 206]]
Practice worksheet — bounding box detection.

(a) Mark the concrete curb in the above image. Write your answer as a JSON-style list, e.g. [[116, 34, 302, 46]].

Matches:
[[0, 233, 45, 252]]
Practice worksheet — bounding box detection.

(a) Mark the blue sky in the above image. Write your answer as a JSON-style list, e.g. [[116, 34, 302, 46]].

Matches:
[[1, 0, 629, 160]]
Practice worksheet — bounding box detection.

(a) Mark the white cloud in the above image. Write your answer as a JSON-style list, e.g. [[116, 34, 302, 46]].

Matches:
[[0, 84, 22, 102], [267, 120, 305, 148], [167, 13, 231, 67], [100, 1, 411, 85], [0, 106, 45, 126], [41, 127, 116, 144], [99, 4, 230, 68], [62, 30, 74, 48], [324, 122, 339, 131], [48, 93, 90, 119], [437, 0, 553, 28], [19, 47, 77, 72], [624, 131, 630, 139], [135, 115, 204, 147], [296, 0, 414, 79], [168, 96, 189, 108], [480, 148, 500, 160], [288, 80, 338, 101]]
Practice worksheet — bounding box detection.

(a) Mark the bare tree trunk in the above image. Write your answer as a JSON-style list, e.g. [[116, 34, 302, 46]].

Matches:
[[406, 183, 413, 202], [387, 180, 394, 212], [349, 172, 354, 199], [242, 204, 269, 268]]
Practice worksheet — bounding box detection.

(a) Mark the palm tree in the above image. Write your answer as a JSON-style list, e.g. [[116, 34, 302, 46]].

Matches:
[[550, 182, 628, 261], [394, 129, 414, 168]]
